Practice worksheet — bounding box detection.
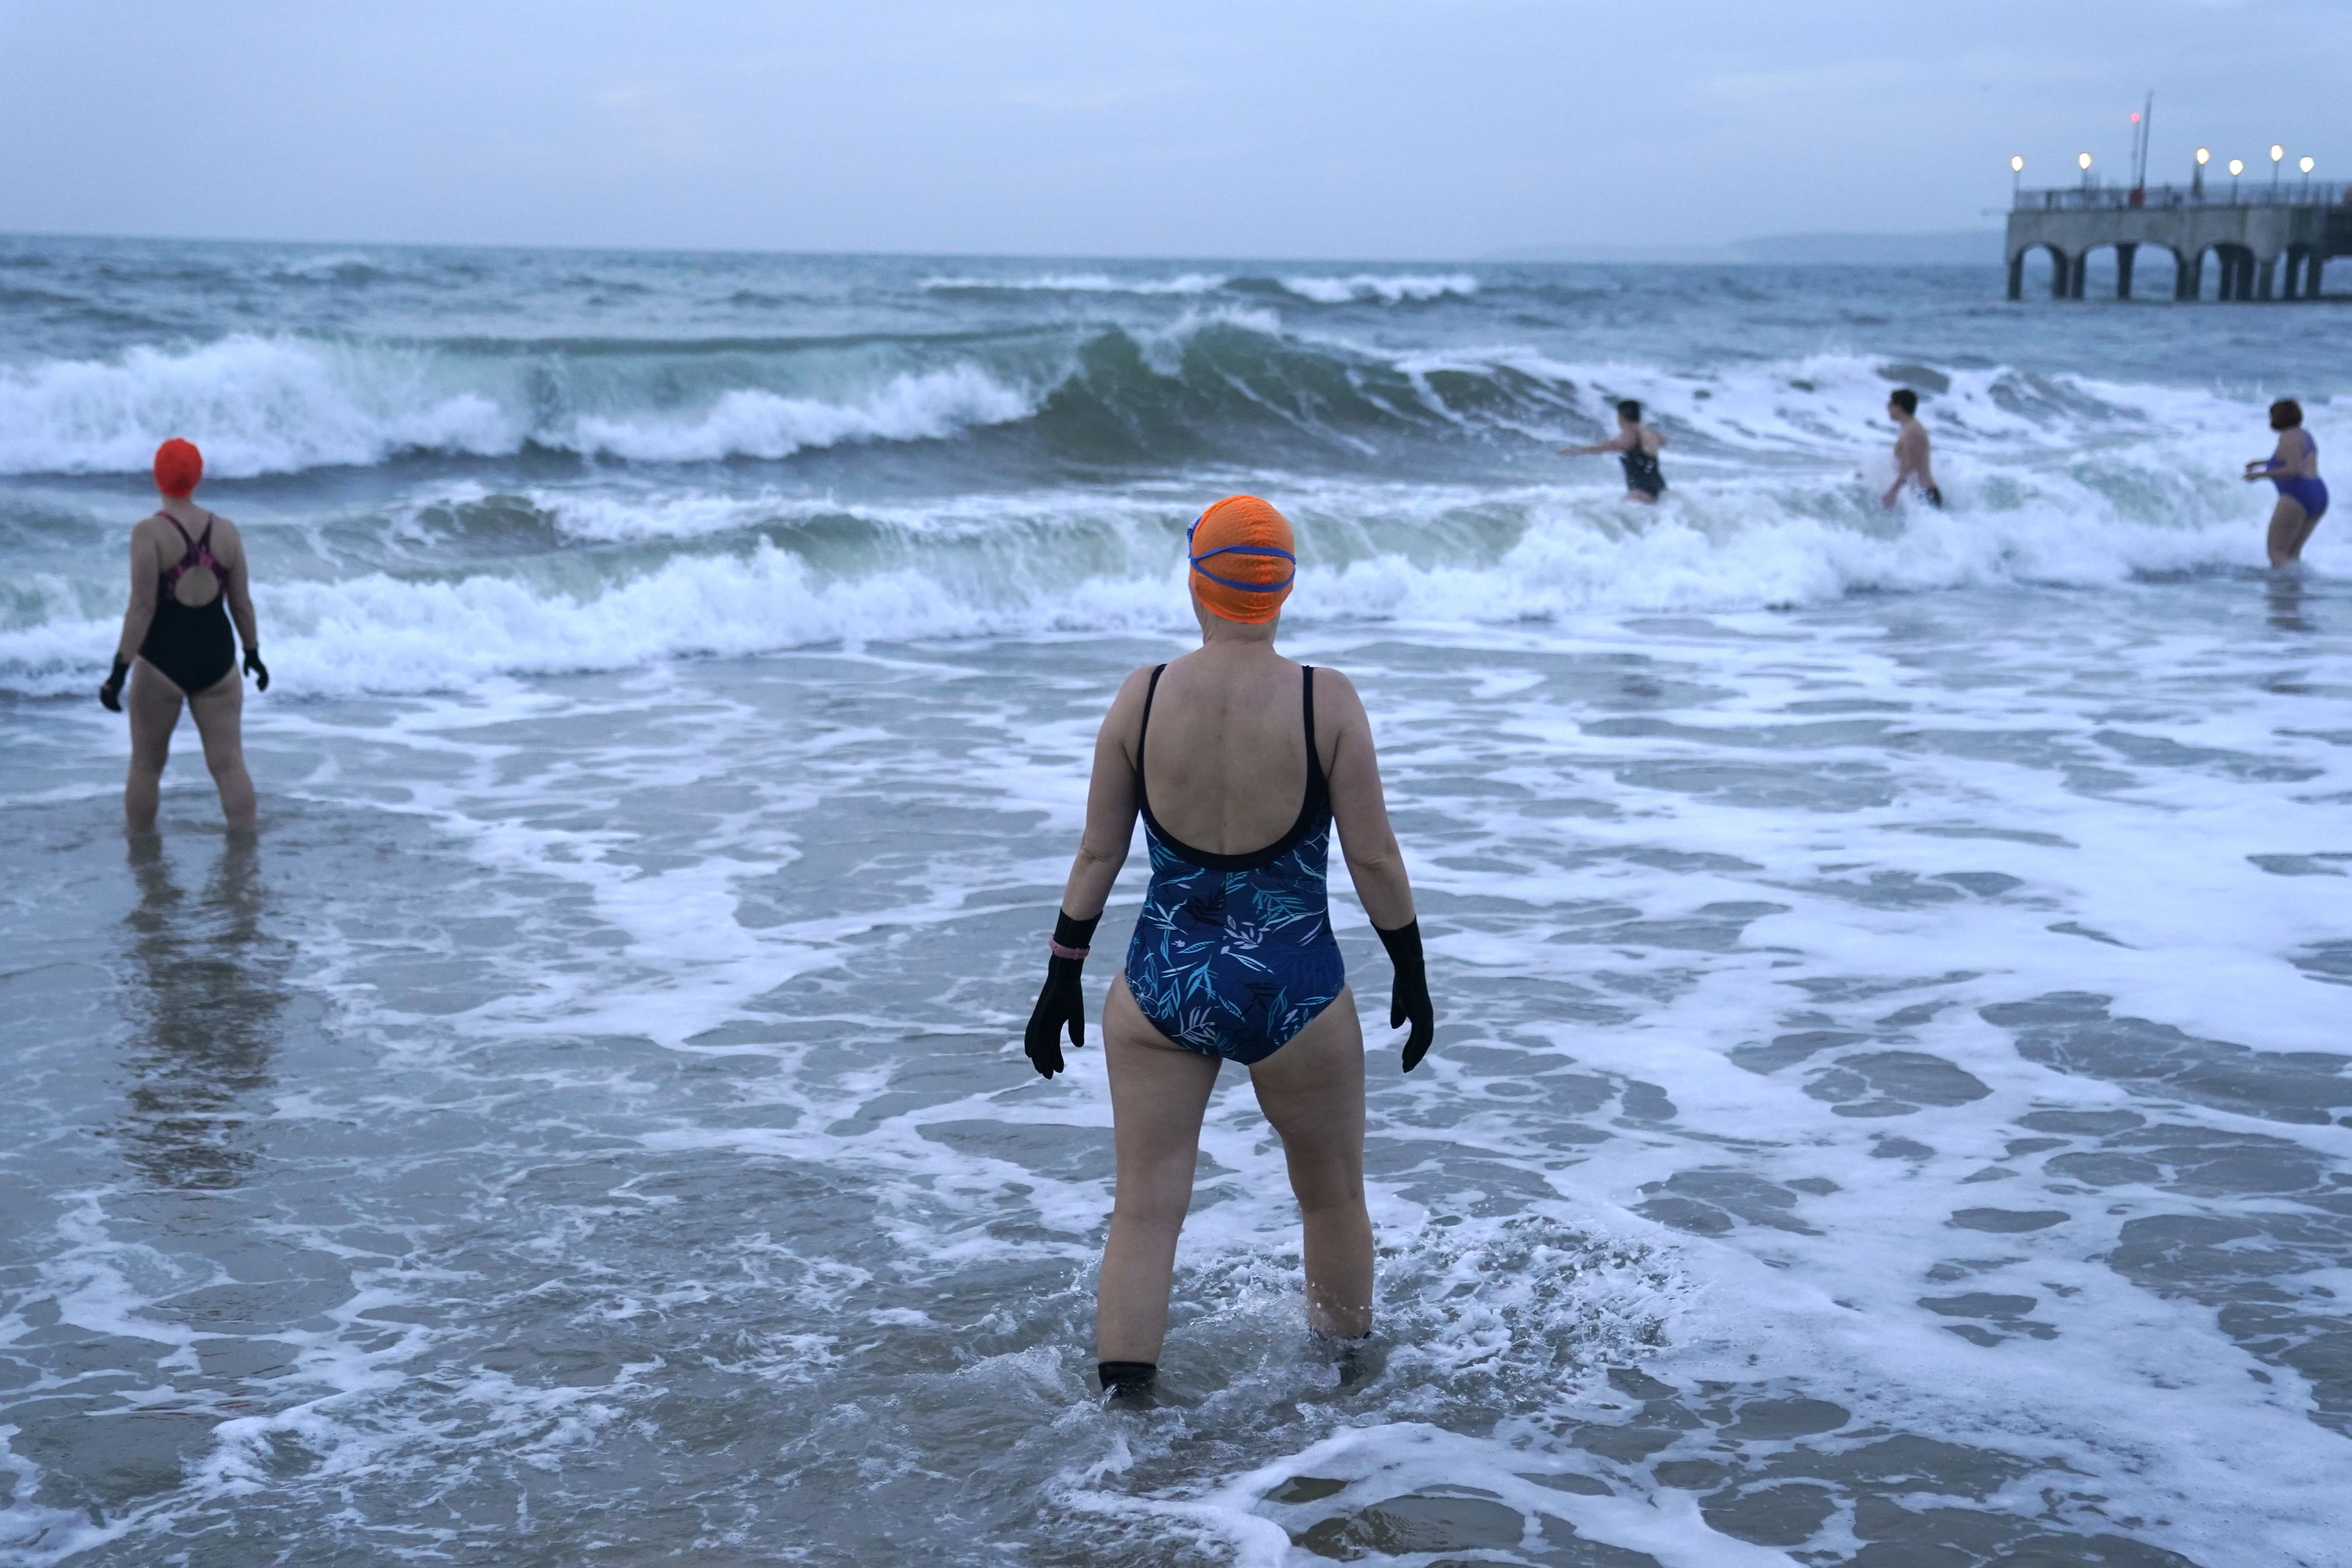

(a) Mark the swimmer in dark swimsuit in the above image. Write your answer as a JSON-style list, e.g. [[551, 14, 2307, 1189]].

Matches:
[[1883, 388, 1943, 509], [2245, 397, 2328, 565], [1021, 495, 1434, 1400], [1559, 398, 1668, 503], [100, 439, 267, 831]]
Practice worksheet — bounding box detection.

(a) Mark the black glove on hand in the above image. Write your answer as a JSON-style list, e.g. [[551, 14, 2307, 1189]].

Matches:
[[1023, 910, 1100, 1078], [98, 657, 131, 713], [243, 646, 269, 692], [1375, 920, 1435, 1072]]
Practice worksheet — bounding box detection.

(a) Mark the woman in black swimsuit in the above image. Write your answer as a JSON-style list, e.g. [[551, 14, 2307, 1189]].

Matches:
[[1559, 398, 1669, 503], [99, 440, 268, 831]]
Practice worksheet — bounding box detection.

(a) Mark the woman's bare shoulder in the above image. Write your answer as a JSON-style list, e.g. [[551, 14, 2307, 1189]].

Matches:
[[127, 512, 172, 557], [1308, 664, 1370, 719], [1101, 662, 1159, 721]]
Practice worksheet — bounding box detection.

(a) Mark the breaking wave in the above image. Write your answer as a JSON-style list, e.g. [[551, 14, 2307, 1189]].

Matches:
[[2, 279, 2328, 698], [0, 443, 2312, 699], [0, 307, 2267, 484]]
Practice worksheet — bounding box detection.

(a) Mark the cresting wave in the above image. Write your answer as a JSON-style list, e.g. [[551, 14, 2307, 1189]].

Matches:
[[5, 296, 2325, 698], [915, 270, 1478, 304], [0, 336, 1043, 477], [0, 458, 2314, 699], [1274, 271, 1479, 303], [0, 309, 2282, 482], [917, 271, 1228, 296]]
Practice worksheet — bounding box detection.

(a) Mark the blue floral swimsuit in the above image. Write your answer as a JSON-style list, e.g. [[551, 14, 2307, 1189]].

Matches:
[[1123, 664, 1346, 1065]]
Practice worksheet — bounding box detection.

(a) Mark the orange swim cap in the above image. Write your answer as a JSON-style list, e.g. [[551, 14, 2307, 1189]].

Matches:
[[153, 438, 203, 498], [1187, 495, 1294, 623]]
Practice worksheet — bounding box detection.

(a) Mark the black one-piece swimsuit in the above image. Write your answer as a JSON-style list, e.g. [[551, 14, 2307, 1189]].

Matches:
[[1620, 439, 1665, 499], [139, 513, 237, 694]]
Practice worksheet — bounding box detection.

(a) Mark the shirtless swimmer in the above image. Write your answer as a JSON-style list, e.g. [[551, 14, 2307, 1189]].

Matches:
[[1882, 388, 1941, 508]]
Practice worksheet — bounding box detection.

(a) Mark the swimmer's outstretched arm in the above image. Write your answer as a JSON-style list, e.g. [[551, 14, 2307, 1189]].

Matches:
[[1320, 669, 1435, 1069], [1558, 431, 1633, 456], [1024, 668, 1150, 1077]]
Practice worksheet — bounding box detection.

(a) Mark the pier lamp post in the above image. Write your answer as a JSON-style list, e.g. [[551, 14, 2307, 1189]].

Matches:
[[2302, 155, 2315, 198], [2011, 154, 2024, 201], [2229, 158, 2244, 203], [2195, 146, 2209, 199], [2271, 144, 2285, 196], [2077, 151, 2092, 195]]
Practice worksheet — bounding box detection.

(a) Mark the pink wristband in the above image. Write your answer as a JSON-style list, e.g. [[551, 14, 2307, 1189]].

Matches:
[[1047, 937, 1090, 961]]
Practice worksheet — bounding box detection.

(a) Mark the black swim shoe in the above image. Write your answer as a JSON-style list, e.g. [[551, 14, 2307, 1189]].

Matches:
[[1314, 1332, 1379, 1390], [1096, 1360, 1157, 1403]]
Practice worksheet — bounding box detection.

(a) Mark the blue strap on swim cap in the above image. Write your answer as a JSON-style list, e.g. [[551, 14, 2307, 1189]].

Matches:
[[1187, 512, 1297, 594]]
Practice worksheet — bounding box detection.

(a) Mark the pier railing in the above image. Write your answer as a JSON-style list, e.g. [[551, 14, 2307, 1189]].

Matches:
[[2016, 182, 2350, 212]]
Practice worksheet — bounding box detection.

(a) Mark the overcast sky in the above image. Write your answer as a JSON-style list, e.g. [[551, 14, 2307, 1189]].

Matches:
[[5, 0, 2349, 259]]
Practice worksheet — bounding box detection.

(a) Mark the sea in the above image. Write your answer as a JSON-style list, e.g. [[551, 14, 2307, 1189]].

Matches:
[[0, 235, 2347, 1568]]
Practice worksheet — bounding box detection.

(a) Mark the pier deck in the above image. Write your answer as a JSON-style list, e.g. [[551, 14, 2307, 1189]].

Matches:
[[2006, 184, 2352, 300]]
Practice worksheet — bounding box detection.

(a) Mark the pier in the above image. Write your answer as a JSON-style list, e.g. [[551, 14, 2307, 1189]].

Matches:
[[2005, 184, 2352, 301]]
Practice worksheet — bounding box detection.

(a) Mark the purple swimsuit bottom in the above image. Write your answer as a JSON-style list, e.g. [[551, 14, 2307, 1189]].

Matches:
[[2268, 433, 2328, 520]]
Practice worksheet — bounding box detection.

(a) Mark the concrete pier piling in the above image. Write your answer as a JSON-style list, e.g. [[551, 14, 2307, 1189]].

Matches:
[[2005, 184, 2352, 301]]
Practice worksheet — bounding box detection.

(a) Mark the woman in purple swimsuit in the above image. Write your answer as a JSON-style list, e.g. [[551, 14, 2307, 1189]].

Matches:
[[2245, 399, 2327, 566], [99, 439, 268, 831]]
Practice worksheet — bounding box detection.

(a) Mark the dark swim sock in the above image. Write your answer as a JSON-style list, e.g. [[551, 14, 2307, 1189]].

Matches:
[[1096, 1361, 1157, 1398], [1924, 485, 1944, 508], [1314, 1332, 1377, 1388]]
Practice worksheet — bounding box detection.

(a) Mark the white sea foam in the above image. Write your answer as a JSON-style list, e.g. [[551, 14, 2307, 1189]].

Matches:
[[0, 336, 2331, 698], [0, 305, 2301, 493], [9, 242, 2349, 1568], [244, 610, 2352, 1561], [568, 364, 1034, 463], [1131, 304, 1291, 375], [917, 271, 1228, 295], [528, 487, 791, 542], [1, 459, 2336, 699], [0, 335, 521, 476], [1279, 272, 1479, 304], [0, 335, 1040, 477], [914, 269, 1480, 305], [3, 584, 2344, 1564]]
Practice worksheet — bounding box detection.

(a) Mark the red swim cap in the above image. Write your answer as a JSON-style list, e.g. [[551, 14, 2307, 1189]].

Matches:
[[1187, 496, 1295, 624], [154, 439, 203, 498]]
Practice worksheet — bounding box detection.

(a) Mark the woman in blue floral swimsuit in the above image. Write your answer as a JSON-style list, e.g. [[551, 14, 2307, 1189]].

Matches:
[[1020, 495, 1435, 1399]]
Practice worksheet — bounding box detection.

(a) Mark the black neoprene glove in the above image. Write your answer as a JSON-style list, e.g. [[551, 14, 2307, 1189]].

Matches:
[[1375, 920, 1435, 1072], [243, 647, 269, 692], [98, 657, 131, 713], [1023, 910, 1100, 1078]]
